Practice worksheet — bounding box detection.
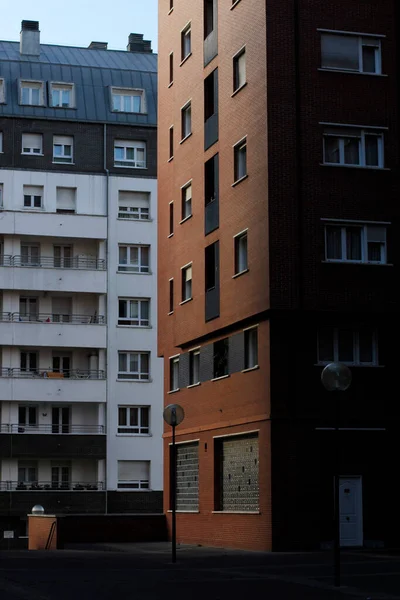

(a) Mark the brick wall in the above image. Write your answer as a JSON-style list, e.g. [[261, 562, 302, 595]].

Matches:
[[28, 514, 57, 550]]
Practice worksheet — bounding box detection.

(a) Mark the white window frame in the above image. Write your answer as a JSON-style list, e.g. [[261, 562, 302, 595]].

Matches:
[[324, 223, 387, 264], [181, 22, 192, 61], [23, 186, 43, 210], [53, 136, 74, 164], [169, 355, 180, 391], [0, 79, 5, 104], [181, 101, 192, 140], [233, 46, 246, 92], [181, 181, 192, 220], [320, 31, 382, 75], [114, 140, 146, 168], [111, 87, 145, 113], [117, 460, 150, 490], [118, 351, 150, 381], [189, 349, 200, 386], [118, 298, 150, 327], [49, 82, 75, 108], [20, 80, 45, 106], [118, 245, 150, 273], [234, 230, 248, 274], [21, 133, 43, 155], [323, 127, 384, 169], [118, 406, 150, 435], [317, 327, 379, 366], [118, 191, 150, 220], [233, 137, 247, 182], [244, 326, 258, 370], [181, 263, 193, 302]]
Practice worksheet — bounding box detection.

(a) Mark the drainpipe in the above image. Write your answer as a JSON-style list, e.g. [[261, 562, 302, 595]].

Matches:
[[103, 123, 109, 515]]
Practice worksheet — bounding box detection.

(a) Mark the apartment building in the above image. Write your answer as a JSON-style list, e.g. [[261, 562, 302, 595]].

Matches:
[[158, 0, 399, 551], [0, 21, 162, 536]]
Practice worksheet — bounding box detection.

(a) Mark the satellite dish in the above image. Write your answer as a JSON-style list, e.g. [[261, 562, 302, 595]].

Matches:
[[163, 404, 185, 426]]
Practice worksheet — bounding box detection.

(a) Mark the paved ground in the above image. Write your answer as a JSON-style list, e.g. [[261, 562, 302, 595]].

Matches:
[[0, 543, 399, 599]]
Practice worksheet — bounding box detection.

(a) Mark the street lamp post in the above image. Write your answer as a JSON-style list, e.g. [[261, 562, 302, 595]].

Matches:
[[321, 362, 352, 588], [163, 403, 185, 564]]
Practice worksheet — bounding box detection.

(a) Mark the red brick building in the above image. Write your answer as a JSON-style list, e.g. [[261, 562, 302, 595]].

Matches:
[[157, 0, 399, 551]]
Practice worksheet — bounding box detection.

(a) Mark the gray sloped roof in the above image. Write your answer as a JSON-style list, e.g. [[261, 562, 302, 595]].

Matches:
[[0, 41, 157, 125]]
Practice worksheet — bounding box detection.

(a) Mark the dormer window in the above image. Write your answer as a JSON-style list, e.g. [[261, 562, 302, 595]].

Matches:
[[111, 87, 145, 113], [20, 80, 44, 106], [50, 83, 75, 108]]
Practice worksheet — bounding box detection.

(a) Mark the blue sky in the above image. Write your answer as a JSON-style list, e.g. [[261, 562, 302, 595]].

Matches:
[[0, 0, 158, 52]]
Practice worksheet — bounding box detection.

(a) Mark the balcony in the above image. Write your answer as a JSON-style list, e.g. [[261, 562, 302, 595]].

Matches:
[[0, 210, 107, 240], [0, 424, 105, 434], [0, 481, 104, 491], [0, 313, 106, 348], [0, 369, 106, 403], [0, 256, 106, 293]]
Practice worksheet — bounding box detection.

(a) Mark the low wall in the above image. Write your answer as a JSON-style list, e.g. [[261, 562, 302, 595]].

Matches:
[[28, 514, 57, 550]]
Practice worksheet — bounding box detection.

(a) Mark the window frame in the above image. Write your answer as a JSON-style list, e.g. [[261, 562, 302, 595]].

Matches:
[[49, 82, 75, 108], [19, 80, 45, 107], [320, 31, 383, 75], [181, 101, 192, 141], [322, 126, 384, 169], [181, 181, 192, 221], [181, 262, 193, 303], [234, 229, 248, 275], [0, 78, 5, 104], [324, 223, 387, 265], [21, 133, 43, 156], [169, 278, 174, 314], [118, 351, 150, 381], [117, 460, 150, 490], [244, 327, 258, 370], [233, 46, 246, 93], [169, 354, 180, 392], [118, 244, 150, 274], [118, 405, 150, 435], [213, 338, 229, 379], [53, 135, 74, 164], [118, 298, 150, 327], [23, 186, 43, 210], [0, 131, 3, 153], [189, 349, 200, 385], [114, 140, 147, 169], [317, 327, 379, 366], [233, 137, 247, 183], [169, 52, 174, 85], [181, 23, 192, 62], [111, 87, 146, 114]]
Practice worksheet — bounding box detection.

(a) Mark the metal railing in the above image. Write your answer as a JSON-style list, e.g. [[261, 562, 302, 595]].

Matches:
[[8, 313, 105, 324], [0, 424, 105, 434], [0, 255, 106, 270], [0, 368, 106, 380], [0, 481, 104, 491]]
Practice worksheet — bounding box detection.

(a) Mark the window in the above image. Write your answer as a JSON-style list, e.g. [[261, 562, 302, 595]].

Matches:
[[118, 406, 149, 434], [114, 140, 146, 168], [181, 264, 193, 302], [169, 126, 174, 159], [0, 132, 3, 153], [0, 183, 3, 208], [20, 81, 44, 106], [56, 187, 76, 214], [181, 23, 192, 61], [181, 182, 192, 220], [234, 231, 248, 274], [325, 223, 387, 264], [169, 278, 174, 313], [233, 48, 246, 92], [213, 338, 228, 378], [189, 349, 200, 385], [317, 326, 378, 366], [118, 298, 150, 326], [181, 102, 192, 140], [50, 83, 75, 108], [54, 245, 72, 268], [20, 297, 38, 321], [205, 242, 217, 291], [118, 351, 150, 380], [21, 133, 42, 155], [244, 328, 258, 369], [0, 79, 5, 104], [170, 0, 173, 9], [53, 135, 73, 164], [175, 443, 199, 510], [111, 87, 145, 113], [169, 202, 174, 236], [20, 351, 38, 373], [170, 355, 180, 391], [51, 462, 70, 488], [18, 461, 38, 485], [204, 0, 214, 39], [321, 32, 382, 74], [118, 245, 150, 273], [118, 191, 150, 220], [323, 127, 384, 168], [20, 244, 40, 266], [18, 405, 38, 428], [117, 460, 150, 489], [23, 185, 43, 209], [234, 138, 247, 182], [169, 52, 174, 85], [204, 69, 218, 149], [216, 434, 259, 512]]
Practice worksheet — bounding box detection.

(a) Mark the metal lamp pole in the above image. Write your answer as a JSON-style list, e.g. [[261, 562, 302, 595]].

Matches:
[[321, 362, 352, 588]]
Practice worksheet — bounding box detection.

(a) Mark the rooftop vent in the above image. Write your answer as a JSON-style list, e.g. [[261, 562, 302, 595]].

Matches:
[[20, 20, 40, 56], [88, 41, 108, 50], [127, 33, 152, 53]]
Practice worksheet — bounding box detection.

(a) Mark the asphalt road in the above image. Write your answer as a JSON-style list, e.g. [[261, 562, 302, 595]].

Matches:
[[0, 543, 399, 600]]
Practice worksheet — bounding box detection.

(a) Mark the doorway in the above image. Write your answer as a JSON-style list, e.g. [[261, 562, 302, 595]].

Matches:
[[340, 476, 363, 547], [52, 353, 71, 378]]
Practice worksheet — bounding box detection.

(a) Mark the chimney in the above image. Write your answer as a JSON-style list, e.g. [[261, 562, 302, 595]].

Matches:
[[88, 41, 108, 50], [126, 33, 153, 53], [20, 20, 40, 56]]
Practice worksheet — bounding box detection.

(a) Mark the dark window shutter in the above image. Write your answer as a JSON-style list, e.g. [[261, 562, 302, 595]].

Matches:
[[199, 343, 214, 382], [178, 352, 190, 389], [229, 332, 244, 374]]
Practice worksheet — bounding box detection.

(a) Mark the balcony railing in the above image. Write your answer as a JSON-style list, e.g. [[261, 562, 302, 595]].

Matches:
[[0, 255, 106, 270], [0, 481, 104, 491], [0, 313, 106, 324], [0, 368, 106, 380], [0, 424, 105, 434]]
